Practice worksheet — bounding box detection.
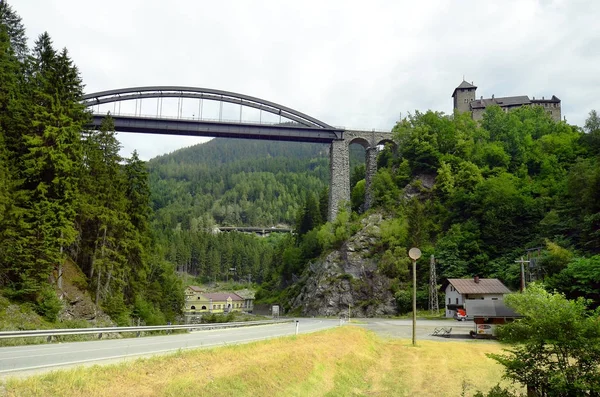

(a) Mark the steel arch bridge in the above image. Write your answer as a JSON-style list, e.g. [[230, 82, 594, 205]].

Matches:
[[82, 86, 344, 143], [82, 86, 394, 220]]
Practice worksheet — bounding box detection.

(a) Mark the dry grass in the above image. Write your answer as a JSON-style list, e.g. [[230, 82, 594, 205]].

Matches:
[[1, 327, 519, 397]]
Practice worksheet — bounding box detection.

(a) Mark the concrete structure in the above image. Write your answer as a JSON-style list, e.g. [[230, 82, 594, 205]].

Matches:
[[452, 80, 561, 122], [83, 87, 395, 221], [442, 277, 511, 319]]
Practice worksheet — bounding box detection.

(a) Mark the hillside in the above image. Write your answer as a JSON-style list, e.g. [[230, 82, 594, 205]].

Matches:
[[146, 138, 365, 285], [148, 139, 366, 229]]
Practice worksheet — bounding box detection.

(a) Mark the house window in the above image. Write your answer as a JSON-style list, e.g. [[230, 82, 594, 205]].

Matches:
[[455, 298, 458, 304], [491, 298, 498, 301], [448, 298, 451, 304]]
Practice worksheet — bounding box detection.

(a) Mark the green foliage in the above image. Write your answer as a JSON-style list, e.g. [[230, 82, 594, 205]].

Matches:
[[132, 295, 166, 326], [350, 179, 365, 213], [547, 255, 600, 305], [489, 284, 600, 396], [101, 292, 131, 326], [200, 311, 235, 324], [316, 207, 356, 251], [473, 385, 517, 397], [34, 287, 62, 322]]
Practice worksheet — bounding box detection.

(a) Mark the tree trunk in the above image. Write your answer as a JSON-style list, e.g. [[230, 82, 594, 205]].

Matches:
[[58, 231, 63, 292]]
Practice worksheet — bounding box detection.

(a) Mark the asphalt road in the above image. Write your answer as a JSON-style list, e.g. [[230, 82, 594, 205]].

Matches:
[[356, 318, 488, 342], [0, 319, 339, 377], [0, 318, 492, 378]]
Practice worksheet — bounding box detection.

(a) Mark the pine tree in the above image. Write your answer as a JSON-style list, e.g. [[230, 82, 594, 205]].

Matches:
[[0, 1, 27, 61]]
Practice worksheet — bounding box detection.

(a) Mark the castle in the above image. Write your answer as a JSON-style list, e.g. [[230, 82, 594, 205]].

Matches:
[[452, 80, 561, 122]]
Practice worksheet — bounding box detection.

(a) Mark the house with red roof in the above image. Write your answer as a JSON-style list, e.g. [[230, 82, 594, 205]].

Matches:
[[441, 276, 511, 319]]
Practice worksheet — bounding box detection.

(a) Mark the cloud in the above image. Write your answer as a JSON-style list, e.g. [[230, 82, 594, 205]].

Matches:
[[14, 0, 600, 159]]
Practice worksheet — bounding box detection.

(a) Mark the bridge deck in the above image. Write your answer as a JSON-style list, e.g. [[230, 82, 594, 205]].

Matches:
[[90, 114, 343, 143]]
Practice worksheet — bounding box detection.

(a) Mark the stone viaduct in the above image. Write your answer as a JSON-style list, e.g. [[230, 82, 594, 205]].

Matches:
[[329, 130, 396, 221]]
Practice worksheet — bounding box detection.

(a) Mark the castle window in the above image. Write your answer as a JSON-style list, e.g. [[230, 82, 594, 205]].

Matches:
[[191, 306, 196, 310], [201, 306, 207, 310], [464, 99, 468, 103]]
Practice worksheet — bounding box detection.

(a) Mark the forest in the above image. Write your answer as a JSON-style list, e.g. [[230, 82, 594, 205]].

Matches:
[[0, 3, 182, 325], [2, 0, 600, 327]]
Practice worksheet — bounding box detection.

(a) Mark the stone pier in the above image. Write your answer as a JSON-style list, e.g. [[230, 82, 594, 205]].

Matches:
[[328, 130, 396, 221]]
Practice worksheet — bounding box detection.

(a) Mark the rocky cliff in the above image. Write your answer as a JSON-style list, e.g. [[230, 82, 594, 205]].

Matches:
[[291, 213, 397, 317]]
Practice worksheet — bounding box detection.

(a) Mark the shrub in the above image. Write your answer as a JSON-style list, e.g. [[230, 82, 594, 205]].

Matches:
[[34, 287, 62, 322]]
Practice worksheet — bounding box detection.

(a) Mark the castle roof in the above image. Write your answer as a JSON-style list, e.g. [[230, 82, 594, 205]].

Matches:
[[452, 80, 477, 97], [470, 95, 531, 109], [531, 95, 561, 103]]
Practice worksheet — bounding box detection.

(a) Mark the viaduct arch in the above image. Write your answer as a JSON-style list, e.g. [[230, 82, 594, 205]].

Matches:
[[82, 87, 395, 221]]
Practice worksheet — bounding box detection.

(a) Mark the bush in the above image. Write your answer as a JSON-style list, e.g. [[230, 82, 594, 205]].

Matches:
[[473, 385, 517, 397], [34, 287, 62, 322]]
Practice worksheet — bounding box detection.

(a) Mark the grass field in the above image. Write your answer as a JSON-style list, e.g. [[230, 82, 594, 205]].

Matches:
[[1, 326, 520, 396]]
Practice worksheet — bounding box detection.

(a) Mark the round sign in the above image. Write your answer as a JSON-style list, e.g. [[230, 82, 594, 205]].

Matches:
[[408, 247, 422, 260]]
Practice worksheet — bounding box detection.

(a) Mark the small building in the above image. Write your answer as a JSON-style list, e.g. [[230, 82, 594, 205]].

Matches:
[[442, 277, 511, 319], [452, 79, 561, 122], [465, 299, 522, 338], [184, 286, 246, 315], [234, 289, 255, 313]]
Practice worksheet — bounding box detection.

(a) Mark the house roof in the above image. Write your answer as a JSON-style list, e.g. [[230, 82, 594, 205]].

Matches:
[[470, 95, 531, 109], [465, 299, 522, 318], [452, 80, 477, 97], [187, 285, 203, 292], [203, 292, 244, 301], [445, 278, 511, 295]]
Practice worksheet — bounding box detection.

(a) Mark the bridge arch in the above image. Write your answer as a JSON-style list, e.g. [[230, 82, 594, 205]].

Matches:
[[83, 87, 396, 221], [83, 86, 335, 130]]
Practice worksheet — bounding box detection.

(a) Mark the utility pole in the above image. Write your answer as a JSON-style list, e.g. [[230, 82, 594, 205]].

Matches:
[[515, 257, 530, 292], [429, 255, 439, 315]]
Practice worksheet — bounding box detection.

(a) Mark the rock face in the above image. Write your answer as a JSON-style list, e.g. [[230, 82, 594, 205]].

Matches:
[[291, 213, 397, 317]]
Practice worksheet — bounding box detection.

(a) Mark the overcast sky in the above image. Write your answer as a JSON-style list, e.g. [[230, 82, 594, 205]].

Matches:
[[14, 0, 600, 160]]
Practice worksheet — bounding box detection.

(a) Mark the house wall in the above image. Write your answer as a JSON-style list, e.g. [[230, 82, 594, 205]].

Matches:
[[444, 286, 506, 318], [444, 284, 463, 318]]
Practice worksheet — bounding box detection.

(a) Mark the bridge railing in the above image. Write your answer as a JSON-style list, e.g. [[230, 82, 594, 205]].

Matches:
[[89, 112, 313, 128], [0, 319, 292, 340]]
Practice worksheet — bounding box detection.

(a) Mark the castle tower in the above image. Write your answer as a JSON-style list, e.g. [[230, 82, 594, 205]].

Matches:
[[452, 80, 477, 114]]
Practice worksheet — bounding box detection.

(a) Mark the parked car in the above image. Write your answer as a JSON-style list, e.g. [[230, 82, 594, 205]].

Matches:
[[454, 309, 467, 321]]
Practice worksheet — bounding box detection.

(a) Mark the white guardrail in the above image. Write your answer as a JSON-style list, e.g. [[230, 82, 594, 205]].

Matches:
[[0, 319, 293, 340]]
